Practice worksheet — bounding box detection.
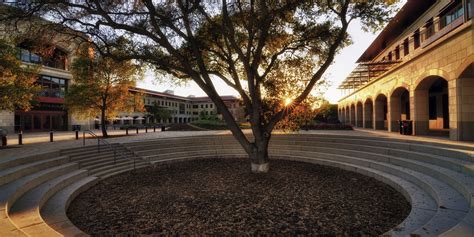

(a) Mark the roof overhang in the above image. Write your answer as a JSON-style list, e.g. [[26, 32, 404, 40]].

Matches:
[[357, 0, 437, 63]]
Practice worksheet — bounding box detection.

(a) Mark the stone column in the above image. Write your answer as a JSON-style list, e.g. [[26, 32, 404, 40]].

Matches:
[[389, 96, 401, 133], [413, 90, 429, 135], [374, 99, 386, 130], [457, 75, 474, 140], [364, 101, 373, 128]]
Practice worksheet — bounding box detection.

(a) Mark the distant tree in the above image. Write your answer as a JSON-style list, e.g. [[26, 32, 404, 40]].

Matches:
[[0, 39, 40, 111], [65, 46, 143, 137], [148, 101, 172, 124], [314, 102, 339, 123], [3, 1, 397, 172]]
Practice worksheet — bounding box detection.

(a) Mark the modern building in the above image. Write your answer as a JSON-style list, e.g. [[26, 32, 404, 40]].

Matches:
[[338, 0, 473, 141]]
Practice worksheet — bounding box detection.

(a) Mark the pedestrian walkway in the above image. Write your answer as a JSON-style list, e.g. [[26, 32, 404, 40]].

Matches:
[[0, 129, 235, 160]]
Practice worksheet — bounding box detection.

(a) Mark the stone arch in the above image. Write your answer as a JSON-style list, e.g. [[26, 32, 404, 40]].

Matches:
[[364, 98, 374, 129], [390, 87, 411, 133], [374, 93, 388, 130], [414, 75, 449, 137], [456, 62, 474, 141], [455, 54, 474, 79], [414, 69, 451, 87]]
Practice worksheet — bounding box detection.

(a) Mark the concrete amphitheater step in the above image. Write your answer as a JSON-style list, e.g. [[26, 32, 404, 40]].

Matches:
[[0, 163, 79, 237], [0, 156, 70, 186], [41, 176, 98, 237], [81, 157, 139, 173], [91, 162, 149, 179], [76, 153, 124, 167], [0, 151, 61, 171], [8, 170, 88, 236], [272, 136, 474, 162], [271, 142, 474, 184], [61, 146, 120, 159]]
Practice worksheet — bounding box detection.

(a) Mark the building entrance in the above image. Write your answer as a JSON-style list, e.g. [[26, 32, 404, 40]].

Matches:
[[15, 111, 67, 132]]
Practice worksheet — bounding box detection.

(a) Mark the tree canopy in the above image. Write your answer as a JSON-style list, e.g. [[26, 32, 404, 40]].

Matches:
[[1, 0, 398, 172], [0, 39, 40, 111], [66, 45, 143, 137]]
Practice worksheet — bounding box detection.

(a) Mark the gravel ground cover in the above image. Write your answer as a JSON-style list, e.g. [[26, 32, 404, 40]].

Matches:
[[68, 159, 410, 236]]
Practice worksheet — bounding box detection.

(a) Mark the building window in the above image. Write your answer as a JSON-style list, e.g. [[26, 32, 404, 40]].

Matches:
[[440, 2, 464, 29], [413, 30, 420, 49], [17, 45, 67, 70], [424, 19, 435, 40], [403, 39, 409, 56], [388, 52, 392, 61], [210, 104, 213, 108], [395, 46, 400, 60], [37, 75, 68, 98]]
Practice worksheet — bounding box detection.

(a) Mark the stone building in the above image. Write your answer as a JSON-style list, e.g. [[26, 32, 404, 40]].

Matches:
[[338, 0, 474, 141], [113, 88, 244, 126]]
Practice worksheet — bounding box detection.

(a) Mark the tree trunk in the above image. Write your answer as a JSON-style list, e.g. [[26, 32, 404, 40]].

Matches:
[[100, 108, 108, 138], [249, 135, 270, 173]]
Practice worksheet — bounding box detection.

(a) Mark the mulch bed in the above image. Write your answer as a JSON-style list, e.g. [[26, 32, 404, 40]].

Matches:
[[68, 159, 410, 236]]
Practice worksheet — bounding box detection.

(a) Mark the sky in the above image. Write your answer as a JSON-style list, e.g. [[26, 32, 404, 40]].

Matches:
[[137, 2, 406, 104]]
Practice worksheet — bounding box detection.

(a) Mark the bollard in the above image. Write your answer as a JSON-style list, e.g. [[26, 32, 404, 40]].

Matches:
[[75, 130, 79, 140], [161, 125, 165, 132], [18, 131, 23, 145], [50, 131, 53, 142], [145, 127, 148, 133], [136, 127, 139, 134], [153, 126, 156, 132], [1, 136, 7, 147], [126, 127, 129, 135]]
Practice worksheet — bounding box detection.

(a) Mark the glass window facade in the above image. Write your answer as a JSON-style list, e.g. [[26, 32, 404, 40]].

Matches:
[[440, 3, 464, 28], [37, 75, 68, 98], [17, 47, 67, 70]]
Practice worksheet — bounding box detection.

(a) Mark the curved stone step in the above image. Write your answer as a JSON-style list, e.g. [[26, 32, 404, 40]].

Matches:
[[0, 156, 69, 186], [41, 176, 98, 237], [0, 163, 78, 237], [92, 162, 149, 179], [8, 170, 88, 236], [0, 151, 60, 171], [271, 145, 474, 204]]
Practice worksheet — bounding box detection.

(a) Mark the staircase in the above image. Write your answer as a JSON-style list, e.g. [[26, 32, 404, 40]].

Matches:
[[0, 133, 473, 236]]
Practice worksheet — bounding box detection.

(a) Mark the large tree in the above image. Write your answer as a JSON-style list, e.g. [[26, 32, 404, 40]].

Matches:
[[66, 46, 143, 137], [2, 0, 397, 172], [0, 39, 40, 111]]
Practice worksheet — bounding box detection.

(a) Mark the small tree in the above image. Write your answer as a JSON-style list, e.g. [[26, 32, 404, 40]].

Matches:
[[0, 39, 40, 111], [65, 46, 142, 137], [148, 101, 171, 124]]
